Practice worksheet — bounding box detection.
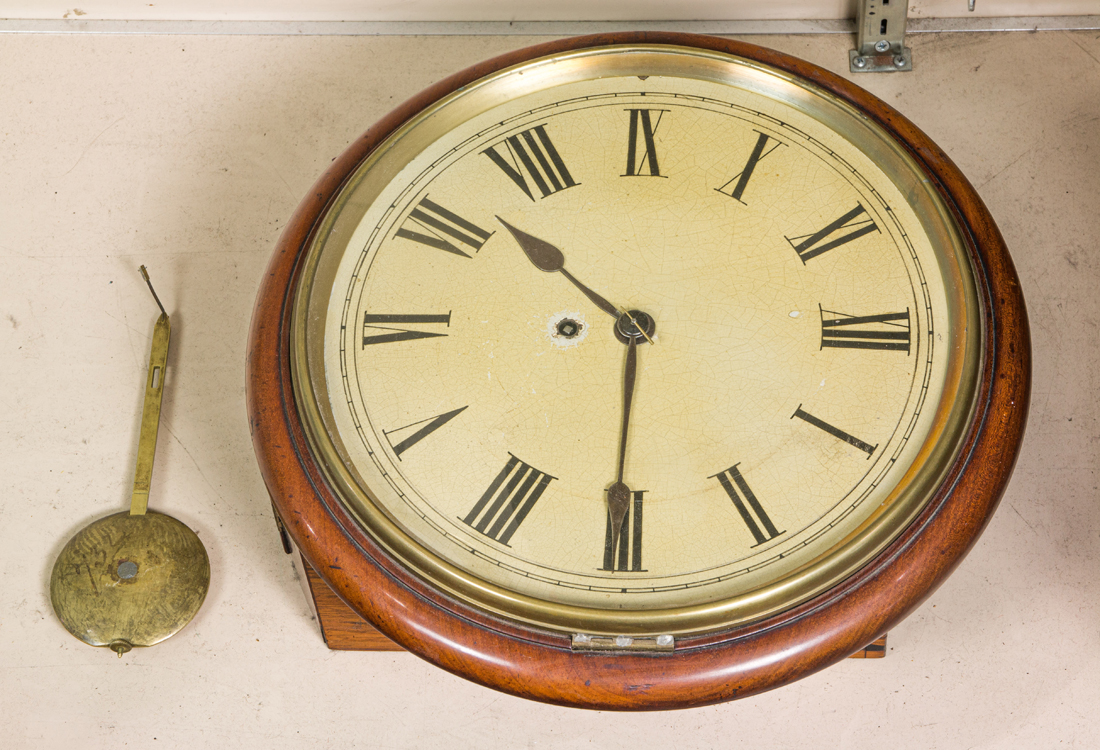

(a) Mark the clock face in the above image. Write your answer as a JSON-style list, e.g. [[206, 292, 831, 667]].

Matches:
[[291, 46, 981, 636]]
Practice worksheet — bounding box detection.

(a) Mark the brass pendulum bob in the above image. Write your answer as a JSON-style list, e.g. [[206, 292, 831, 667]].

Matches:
[[50, 267, 210, 655]]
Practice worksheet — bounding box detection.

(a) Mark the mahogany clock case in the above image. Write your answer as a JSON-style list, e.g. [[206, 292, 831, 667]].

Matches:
[[246, 32, 1030, 710]]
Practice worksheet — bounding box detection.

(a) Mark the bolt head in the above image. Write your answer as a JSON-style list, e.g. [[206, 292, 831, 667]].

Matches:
[[894, 55, 907, 68], [854, 56, 867, 68], [875, 40, 890, 52]]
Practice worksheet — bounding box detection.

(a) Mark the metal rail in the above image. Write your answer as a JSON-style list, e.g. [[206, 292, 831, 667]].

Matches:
[[0, 16, 1097, 35]]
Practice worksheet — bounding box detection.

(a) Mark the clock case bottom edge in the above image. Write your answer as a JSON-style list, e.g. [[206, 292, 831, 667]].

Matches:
[[285, 532, 888, 658]]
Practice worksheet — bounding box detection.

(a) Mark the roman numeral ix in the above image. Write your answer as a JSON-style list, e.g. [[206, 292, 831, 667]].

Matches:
[[361, 312, 450, 347], [602, 489, 645, 572], [623, 109, 667, 178], [820, 306, 911, 354], [481, 124, 578, 201], [462, 455, 556, 546], [394, 197, 493, 258], [716, 131, 784, 203], [711, 464, 784, 546], [787, 203, 880, 263]]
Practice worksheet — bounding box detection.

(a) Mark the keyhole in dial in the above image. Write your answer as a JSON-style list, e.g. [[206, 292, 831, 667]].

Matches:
[[555, 318, 583, 338]]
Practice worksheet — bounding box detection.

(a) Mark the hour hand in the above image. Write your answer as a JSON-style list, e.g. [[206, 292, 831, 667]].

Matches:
[[495, 217, 621, 319]]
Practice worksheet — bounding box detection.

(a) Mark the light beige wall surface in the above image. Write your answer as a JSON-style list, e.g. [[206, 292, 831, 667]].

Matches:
[[1, 28, 1098, 749], [2, 1, 1099, 21]]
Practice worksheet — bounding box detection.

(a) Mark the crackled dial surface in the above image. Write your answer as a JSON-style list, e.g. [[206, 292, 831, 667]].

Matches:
[[293, 46, 978, 635]]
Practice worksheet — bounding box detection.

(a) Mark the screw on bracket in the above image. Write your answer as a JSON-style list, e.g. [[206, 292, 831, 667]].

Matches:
[[850, 0, 913, 73]]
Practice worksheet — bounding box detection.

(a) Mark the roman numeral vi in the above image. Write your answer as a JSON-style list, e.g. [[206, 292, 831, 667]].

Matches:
[[602, 490, 645, 571]]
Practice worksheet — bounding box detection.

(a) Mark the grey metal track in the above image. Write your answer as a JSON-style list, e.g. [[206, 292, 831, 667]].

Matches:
[[0, 16, 1097, 36]]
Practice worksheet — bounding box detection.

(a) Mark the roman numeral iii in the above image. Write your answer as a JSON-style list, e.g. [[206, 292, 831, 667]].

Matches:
[[463, 455, 556, 545], [361, 312, 450, 347], [394, 197, 493, 258], [716, 131, 784, 203], [711, 464, 784, 546], [602, 489, 645, 571], [623, 109, 667, 177], [820, 306, 911, 354], [786, 203, 880, 263], [481, 125, 578, 201]]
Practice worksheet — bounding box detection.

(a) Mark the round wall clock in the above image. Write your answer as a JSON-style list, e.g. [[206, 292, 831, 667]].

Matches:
[[247, 32, 1029, 709]]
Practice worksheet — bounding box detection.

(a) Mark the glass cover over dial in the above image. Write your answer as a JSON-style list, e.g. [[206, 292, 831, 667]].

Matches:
[[292, 46, 980, 636]]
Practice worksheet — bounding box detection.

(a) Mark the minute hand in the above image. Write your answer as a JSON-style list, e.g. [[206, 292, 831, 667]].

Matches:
[[496, 217, 621, 319], [606, 335, 637, 561]]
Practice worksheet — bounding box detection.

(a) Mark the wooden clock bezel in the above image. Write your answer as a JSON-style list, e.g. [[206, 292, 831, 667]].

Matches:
[[246, 32, 1030, 710]]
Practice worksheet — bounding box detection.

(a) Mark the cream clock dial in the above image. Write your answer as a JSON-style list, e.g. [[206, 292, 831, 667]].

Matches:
[[291, 46, 978, 636]]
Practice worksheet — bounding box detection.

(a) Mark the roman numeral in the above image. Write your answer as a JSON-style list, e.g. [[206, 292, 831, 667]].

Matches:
[[622, 109, 667, 177], [481, 124, 578, 201], [786, 203, 880, 263], [602, 490, 645, 571], [820, 306, 911, 354], [361, 312, 450, 347], [394, 197, 492, 258], [384, 405, 467, 458], [792, 405, 878, 458], [716, 131, 784, 203], [711, 464, 784, 546], [462, 455, 556, 546]]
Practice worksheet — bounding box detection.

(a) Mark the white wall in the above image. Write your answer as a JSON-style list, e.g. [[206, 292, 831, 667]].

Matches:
[[4, 0, 1097, 21]]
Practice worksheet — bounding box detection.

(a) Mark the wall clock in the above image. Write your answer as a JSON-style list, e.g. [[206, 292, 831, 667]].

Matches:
[[247, 32, 1029, 709]]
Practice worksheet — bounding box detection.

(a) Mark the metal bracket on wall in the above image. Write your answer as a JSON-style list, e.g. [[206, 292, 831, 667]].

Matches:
[[850, 0, 912, 72]]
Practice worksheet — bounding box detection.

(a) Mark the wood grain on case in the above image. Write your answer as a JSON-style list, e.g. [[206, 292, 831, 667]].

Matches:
[[849, 636, 888, 659], [247, 32, 1030, 710], [301, 556, 403, 651]]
